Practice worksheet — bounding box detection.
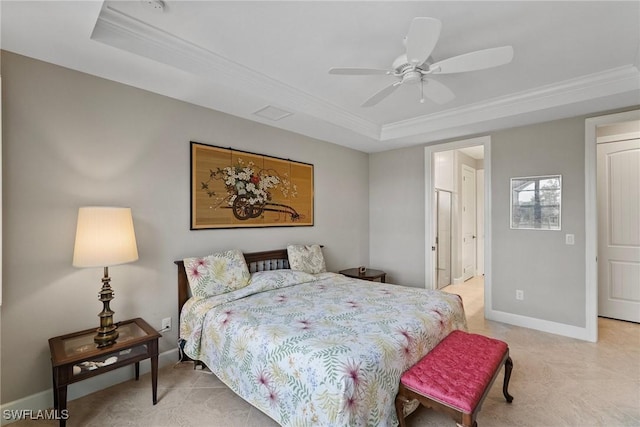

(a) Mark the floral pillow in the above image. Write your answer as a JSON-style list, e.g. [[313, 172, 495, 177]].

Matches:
[[287, 244, 327, 274], [183, 249, 250, 298], [249, 269, 317, 290]]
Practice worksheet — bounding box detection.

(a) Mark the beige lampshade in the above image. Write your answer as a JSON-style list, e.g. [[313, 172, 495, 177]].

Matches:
[[72, 207, 139, 268]]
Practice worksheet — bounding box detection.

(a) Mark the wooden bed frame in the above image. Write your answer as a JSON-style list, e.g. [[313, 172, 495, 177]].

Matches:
[[174, 248, 292, 364], [174, 248, 291, 320]]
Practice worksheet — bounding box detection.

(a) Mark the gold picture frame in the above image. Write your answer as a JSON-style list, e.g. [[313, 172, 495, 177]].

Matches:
[[190, 141, 314, 229]]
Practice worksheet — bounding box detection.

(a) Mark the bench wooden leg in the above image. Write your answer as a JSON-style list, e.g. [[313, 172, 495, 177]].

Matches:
[[395, 394, 409, 427], [503, 356, 514, 403], [459, 413, 477, 427]]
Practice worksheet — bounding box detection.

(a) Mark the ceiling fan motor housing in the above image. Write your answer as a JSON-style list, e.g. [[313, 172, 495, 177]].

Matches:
[[394, 54, 427, 84], [402, 70, 423, 85]]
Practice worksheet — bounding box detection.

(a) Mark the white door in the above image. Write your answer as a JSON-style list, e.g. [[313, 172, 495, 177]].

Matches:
[[597, 138, 640, 322], [476, 170, 485, 276], [461, 164, 476, 281], [436, 190, 452, 289]]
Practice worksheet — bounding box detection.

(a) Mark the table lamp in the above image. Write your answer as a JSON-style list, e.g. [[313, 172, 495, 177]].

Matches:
[[72, 207, 139, 348]]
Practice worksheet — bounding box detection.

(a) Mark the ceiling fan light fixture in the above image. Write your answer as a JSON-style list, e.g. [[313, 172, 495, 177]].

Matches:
[[328, 17, 513, 107]]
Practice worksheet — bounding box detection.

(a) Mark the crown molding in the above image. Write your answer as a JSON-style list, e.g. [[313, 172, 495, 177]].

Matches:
[[91, 4, 639, 147], [91, 3, 381, 140], [381, 65, 640, 141]]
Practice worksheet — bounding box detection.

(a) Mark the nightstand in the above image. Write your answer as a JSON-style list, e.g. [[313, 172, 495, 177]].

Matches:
[[48, 317, 161, 427], [339, 267, 387, 283]]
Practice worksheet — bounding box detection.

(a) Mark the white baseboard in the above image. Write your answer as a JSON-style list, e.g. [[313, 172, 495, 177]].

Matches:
[[1, 348, 179, 426], [452, 276, 464, 285], [486, 309, 594, 342]]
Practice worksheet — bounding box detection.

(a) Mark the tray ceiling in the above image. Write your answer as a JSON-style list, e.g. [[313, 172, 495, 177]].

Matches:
[[2, 1, 639, 152]]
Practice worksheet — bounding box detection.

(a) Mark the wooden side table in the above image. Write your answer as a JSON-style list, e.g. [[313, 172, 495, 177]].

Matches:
[[339, 267, 387, 283], [48, 317, 161, 426]]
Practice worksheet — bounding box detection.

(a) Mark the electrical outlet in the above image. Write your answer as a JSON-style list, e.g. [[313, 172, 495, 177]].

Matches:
[[162, 317, 171, 331], [516, 290, 524, 301]]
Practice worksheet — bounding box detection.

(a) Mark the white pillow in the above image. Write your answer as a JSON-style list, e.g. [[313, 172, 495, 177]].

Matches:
[[183, 249, 250, 298], [287, 244, 327, 274]]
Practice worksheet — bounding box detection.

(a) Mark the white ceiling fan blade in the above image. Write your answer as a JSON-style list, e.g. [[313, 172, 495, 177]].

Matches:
[[422, 78, 455, 104], [329, 67, 392, 76], [362, 82, 402, 107], [406, 17, 442, 66], [430, 46, 514, 74]]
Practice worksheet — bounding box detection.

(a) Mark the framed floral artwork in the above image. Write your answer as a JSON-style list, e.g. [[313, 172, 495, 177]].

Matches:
[[190, 141, 314, 229]]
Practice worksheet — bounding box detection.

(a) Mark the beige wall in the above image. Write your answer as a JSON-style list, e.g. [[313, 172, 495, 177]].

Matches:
[[491, 118, 586, 326], [370, 109, 637, 329], [0, 51, 370, 403], [369, 145, 425, 286]]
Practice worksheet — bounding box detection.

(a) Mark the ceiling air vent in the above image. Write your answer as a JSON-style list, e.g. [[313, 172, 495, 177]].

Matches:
[[253, 105, 293, 121]]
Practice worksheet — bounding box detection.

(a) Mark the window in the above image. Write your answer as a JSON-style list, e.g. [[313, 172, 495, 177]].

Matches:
[[510, 175, 561, 230]]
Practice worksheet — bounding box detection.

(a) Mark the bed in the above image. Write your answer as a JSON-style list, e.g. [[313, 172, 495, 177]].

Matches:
[[175, 248, 467, 426]]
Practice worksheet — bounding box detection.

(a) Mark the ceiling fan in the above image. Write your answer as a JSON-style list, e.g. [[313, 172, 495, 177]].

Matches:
[[329, 17, 514, 107]]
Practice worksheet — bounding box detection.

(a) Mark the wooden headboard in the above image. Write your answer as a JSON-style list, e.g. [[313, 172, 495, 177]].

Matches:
[[174, 248, 290, 318]]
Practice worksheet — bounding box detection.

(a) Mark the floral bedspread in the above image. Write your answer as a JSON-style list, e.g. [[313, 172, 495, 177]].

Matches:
[[181, 272, 467, 426]]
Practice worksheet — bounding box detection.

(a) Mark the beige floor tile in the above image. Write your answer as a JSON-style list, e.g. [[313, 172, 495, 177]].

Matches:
[[8, 276, 640, 426]]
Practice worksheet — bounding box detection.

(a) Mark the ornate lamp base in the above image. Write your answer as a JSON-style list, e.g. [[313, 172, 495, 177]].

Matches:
[[95, 326, 119, 348], [95, 266, 119, 348]]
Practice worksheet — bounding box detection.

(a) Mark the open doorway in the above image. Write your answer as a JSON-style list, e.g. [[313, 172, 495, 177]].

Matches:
[[586, 110, 640, 342], [425, 136, 492, 318], [432, 145, 484, 286]]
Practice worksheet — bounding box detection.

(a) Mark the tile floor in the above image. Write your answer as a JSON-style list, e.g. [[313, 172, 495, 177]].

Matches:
[[8, 277, 640, 426]]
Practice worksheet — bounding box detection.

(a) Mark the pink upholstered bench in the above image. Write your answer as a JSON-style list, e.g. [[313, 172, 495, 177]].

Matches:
[[395, 330, 513, 427]]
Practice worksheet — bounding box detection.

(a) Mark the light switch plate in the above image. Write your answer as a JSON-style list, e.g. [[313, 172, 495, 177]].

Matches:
[[565, 234, 575, 245]]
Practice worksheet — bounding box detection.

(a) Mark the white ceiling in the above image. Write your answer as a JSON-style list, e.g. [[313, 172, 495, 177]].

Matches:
[[2, 1, 639, 153], [458, 145, 484, 160]]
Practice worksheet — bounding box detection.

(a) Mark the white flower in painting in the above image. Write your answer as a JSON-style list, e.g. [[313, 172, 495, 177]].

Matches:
[[205, 161, 301, 211], [262, 176, 279, 189]]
